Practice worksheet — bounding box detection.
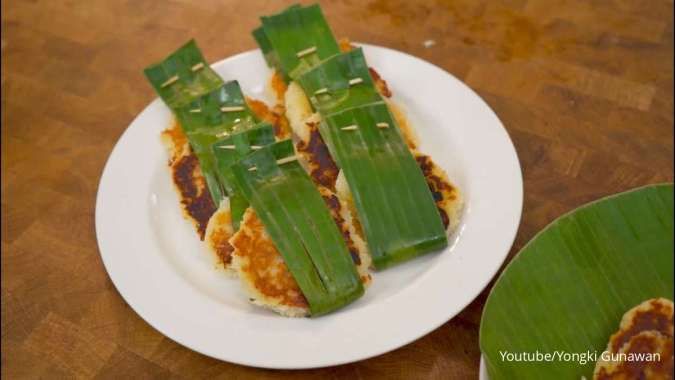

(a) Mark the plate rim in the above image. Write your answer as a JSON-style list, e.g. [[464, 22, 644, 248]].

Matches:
[[95, 43, 523, 369]]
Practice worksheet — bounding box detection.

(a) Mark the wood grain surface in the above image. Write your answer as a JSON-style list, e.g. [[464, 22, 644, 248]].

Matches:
[[2, 0, 673, 378]]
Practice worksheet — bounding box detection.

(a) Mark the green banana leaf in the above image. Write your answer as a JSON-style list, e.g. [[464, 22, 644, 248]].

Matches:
[[259, 4, 340, 79], [252, 4, 301, 72], [320, 102, 448, 269], [211, 123, 277, 230], [144, 39, 223, 109], [174, 80, 258, 205], [297, 48, 382, 115], [480, 184, 674, 379], [228, 140, 364, 316]]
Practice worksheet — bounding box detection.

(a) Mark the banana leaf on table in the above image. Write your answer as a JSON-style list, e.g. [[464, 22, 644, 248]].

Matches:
[[479, 184, 674, 379]]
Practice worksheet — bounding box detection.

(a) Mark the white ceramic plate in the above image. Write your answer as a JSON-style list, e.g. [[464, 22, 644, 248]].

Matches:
[[480, 355, 489, 379], [95, 44, 522, 369]]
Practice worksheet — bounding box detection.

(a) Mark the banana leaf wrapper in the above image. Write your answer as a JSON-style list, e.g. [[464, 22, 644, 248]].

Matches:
[[320, 102, 448, 269], [229, 140, 365, 316], [211, 123, 277, 230]]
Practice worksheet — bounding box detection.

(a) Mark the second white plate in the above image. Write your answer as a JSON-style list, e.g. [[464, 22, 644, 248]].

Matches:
[[95, 44, 523, 369]]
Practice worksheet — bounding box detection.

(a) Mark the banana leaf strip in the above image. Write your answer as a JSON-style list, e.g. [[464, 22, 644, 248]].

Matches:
[[296, 48, 382, 115], [228, 140, 364, 315], [174, 80, 259, 204], [480, 184, 674, 379], [144, 39, 223, 109], [259, 4, 340, 79], [320, 102, 447, 269], [211, 123, 277, 229]]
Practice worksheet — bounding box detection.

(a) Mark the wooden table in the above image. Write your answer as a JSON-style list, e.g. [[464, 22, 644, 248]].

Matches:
[[2, 0, 673, 378]]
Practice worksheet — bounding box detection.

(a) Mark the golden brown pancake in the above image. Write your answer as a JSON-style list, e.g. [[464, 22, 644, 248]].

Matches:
[[318, 187, 372, 283], [295, 119, 340, 190], [229, 187, 371, 317], [160, 96, 291, 264], [160, 121, 216, 240], [610, 298, 674, 353], [245, 97, 291, 139], [594, 298, 674, 380], [230, 207, 310, 317], [204, 200, 235, 272], [268, 70, 288, 105]]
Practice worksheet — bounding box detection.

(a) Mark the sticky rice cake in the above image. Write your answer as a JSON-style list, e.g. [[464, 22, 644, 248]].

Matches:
[[162, 97, 291, 268], [282, 75, 463, 235], [229, 187, 372, 317]]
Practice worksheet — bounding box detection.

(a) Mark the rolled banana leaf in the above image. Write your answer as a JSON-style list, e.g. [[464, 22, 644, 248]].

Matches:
[[297, 48, 382, 115], [320, 102, 448, 269], [228, 140, 364, 316], [211, 123, 276, 230], [144, 39, 223, 109], [480, 184, 674, 379], [258, 4, 340, 79]]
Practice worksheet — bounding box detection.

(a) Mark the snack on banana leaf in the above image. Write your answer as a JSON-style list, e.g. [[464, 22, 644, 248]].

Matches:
[[227, 140, 364, 316], [230, 186, 371, 317], [254, 4, 449, 269], [160, 120, 216, 239], [204, 200, 235, 272], [594, 298, 674, 380]]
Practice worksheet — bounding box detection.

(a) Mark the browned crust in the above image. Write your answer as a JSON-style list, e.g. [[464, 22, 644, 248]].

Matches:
[[369, 67, 392, 98], [296, 121, 340, 190], [161, 121, 216, 240], [415, 154, 459, 230], [161, 123, 189, 163], [230, 186, 371, 313], [230, 208, 309, 309], [338, 37, 355, 53], [172, 154, 216, 239], [596, 331, 674, 380], [595, 298, 675, 380], [320, 188, 360, 264], [610, 298, 674, 353], [270, 70, 288, 104], [205, 204, 235, 268], [246, 97, 291, 139]]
